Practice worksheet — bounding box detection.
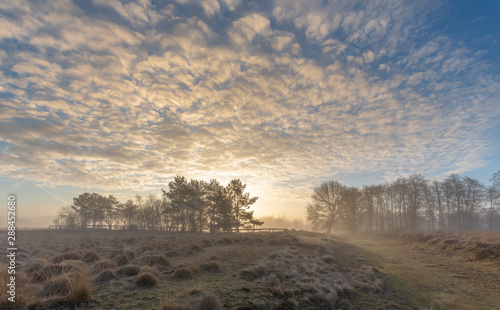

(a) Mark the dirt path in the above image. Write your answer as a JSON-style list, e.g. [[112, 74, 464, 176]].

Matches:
[[337, 234, 500, 310]]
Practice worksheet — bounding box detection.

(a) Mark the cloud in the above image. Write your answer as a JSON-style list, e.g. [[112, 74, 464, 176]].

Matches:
[[0, 0, 499, 210]]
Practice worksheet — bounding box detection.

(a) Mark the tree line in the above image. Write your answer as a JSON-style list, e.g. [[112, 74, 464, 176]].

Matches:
[[53, 176, 262, 232], [307, 172, 500, 233]]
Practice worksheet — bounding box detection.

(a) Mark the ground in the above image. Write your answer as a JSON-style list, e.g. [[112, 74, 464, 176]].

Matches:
[[0, 229, 498, 309], [336, 232, 500, 310]]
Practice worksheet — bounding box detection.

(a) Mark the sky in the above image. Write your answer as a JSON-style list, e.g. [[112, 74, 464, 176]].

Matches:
[[0, 0, 499, 228]]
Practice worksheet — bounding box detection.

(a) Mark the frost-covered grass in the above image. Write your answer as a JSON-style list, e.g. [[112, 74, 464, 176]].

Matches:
[[0, 229, 389, 309]]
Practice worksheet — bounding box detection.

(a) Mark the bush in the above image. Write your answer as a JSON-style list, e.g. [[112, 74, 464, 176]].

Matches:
[[135, 272, 158, 287]]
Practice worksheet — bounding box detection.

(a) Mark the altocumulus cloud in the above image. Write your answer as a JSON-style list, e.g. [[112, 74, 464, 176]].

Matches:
[[0, 0, 499, 205]]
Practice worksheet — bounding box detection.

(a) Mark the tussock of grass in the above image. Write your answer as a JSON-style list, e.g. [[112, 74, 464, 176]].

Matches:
[[135, 272, 158, 287], [142, 254, 171, 266], [345, 265, 384, 292], [191, 245, 204, 252], [240, 250, 362, 308], [95, 269, 118, 283], [67, 272, 92, 306], [190, 292, 223, 310], [140, 265, 159, 275], [198, 262, 220, 273], [1, 267, 31, 307], [117, 264, 141, 277], [83, 251, 100, 263], [32, 264, 66, 282], [108, 249, 126, 259], [116, 254, 131, 266], [403, 232, 500, 260], [165, 250, 179, 257], [160, 302, 189, 310], [92, 260, 117, 275], [52, 252, 82, 263], [173, 267, 193, 280], [41, 275, 70, 297]]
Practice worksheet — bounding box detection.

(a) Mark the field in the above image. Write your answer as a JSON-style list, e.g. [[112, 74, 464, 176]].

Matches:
[[0, 230, 499, 309]]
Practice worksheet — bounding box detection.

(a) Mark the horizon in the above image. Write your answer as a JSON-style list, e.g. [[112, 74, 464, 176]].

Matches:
[[1, 0, 500, 228]]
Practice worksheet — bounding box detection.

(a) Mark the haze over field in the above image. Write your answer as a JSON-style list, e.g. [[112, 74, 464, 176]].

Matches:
[[0, 0, 500, 227]]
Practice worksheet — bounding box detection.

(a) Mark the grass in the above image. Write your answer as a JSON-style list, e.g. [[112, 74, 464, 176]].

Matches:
[[5, 229, 496, 309]]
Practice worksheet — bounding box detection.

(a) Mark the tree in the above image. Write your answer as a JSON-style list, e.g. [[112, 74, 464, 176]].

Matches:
[[226, 179, 258, 233], [71, 192, 100, 228], [103, 195, 119, 229], [341, 186, 361, 234], [306, 180, 345, 234], [53, 206, 80, 228], [118, 199, 138, 227], [165, 175, 190, 232]]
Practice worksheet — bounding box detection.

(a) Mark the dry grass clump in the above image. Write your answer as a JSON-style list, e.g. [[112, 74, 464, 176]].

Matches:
[[160, 301, 189, 310], [173, 267, 193, 280], [117, 264, 141, 277], [40, 272, 92, 306], [190, 292, 224, 310], [67, 272, 93, 306], [41, 275, 71, 297], [141, 254, 171, 266], [52, 252, 82, 263], [95, 269, 118, 283], [116, 254, 131, 266], [403, 231, 500, 261], [0, 267, 29, 307], [345, 265, 384, 292], [108, 249, 126, 259], [191, 244, 204, 252], [198, 262, 220, 273], [165, 250, 179, 257], [32, 264, 67, 282], [135, 272, 158, 287], [91, 260, 117, 275], [140, 265, 159, 275], [240, 250, 362, 308], [83, 250, 100, 263]]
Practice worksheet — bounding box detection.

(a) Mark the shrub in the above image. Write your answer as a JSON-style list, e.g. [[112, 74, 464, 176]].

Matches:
[[198, 262, 220, 273], [135, 272, 158, 287], [117, 265, 141, 277]]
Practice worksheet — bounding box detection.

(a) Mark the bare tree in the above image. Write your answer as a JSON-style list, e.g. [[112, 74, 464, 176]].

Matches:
[[307, 180, 345, 234]]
